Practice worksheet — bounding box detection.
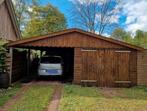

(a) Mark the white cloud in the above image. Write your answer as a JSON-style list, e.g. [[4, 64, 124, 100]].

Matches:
[[110, 15, 120, 23], [69, 0, 105, 4], [95, 31, 110, 37], [122, 0, 147, 33], [102, 33, 110, 37]]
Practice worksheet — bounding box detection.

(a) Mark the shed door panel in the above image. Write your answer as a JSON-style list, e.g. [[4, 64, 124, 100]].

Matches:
[[103, 50, 116, 87], [96, 50, 116, 87], [116, 52, 130, 81], [81, 51, 97, 80], [81, 50, 116, 87]]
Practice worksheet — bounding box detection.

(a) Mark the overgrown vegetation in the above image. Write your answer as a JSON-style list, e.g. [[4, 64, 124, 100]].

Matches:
[[0, 83, 21, 106], [0, 39, 8, 73], [9, 84, 54, 111], [59, 84, 147, 111]]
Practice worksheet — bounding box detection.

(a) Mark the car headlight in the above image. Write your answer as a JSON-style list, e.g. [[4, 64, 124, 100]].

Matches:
[[41, 69, 46, 72], [57, 70, 62, 73]]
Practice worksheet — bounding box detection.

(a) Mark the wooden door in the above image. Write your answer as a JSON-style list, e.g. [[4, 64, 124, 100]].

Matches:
[[103, 50, 116, 87], [81, 49, 97, 81], [81, 49, 116, 87], [116, 51, 130, 81]]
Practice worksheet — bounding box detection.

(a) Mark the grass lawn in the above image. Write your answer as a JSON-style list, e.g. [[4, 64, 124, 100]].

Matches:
[[0, 83, 21, 107], [59, 84, 147, 111], [9, 83, 54, 111]]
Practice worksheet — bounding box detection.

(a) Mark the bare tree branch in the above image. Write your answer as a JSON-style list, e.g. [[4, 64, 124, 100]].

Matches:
[[71, 0, 120, 35]]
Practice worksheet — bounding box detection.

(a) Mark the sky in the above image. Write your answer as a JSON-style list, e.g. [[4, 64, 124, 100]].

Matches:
[[39, 0, 147, 36], [12, 0, 147, 36], [40, 0, 74, 28]]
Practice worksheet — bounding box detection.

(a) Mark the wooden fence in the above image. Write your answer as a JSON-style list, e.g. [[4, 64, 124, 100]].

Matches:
[[6, 49, 27, 82]]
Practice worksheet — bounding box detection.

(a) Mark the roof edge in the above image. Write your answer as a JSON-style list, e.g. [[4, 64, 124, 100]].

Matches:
[[5, 0, 21, 39], [7, 28, 144, 51], [74, 29, 144, 51]]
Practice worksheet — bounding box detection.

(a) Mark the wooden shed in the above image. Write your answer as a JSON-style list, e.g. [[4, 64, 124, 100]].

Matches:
[[8, 29, 143, 87]]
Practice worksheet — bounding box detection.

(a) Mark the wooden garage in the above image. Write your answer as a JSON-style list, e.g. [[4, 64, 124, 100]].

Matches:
[[8, 29, 143, 87]]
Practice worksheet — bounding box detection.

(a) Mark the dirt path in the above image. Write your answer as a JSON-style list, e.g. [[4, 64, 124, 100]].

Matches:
[[47, 83, 63, 111], [0, 82, 32, 111], [100, 88, 125, 98]]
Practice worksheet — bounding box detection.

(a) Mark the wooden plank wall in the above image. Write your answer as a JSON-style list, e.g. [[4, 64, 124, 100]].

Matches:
[[11, 50, 27, 82], [0, 1, 17, 41], [116, 52, 130, 81], [137, 49, 147, 85], [20, 32, 128, 49], [73, 48, 82, 84], [130, 51, 137, 85], [74, 48, 137, 87]]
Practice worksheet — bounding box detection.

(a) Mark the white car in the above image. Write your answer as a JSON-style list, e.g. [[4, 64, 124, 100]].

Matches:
[[38, 56, 63, 76]]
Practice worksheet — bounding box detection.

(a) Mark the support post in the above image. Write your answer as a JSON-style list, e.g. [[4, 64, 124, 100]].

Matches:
[[9, 47, 13, 85], [40, 50, 43, 58], [27, 49, 31, 77]]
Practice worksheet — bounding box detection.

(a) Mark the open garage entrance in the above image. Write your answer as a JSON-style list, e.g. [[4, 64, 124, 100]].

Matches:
[[31, 47, 74, 82], [9, 47, 75, 83]]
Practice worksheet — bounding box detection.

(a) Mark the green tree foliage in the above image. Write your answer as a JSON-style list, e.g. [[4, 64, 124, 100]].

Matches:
[[13, 1, 67, 38], [23, 4, 67, 37], [111, 28, 147, 48], [0, 39, 7, 73], [13, 0, 31, 31], [133, 30, 147, 48], [111, 28, 132, 41]]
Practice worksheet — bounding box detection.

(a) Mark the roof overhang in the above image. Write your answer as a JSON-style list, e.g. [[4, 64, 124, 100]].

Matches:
[[7, 28, 144, 51]]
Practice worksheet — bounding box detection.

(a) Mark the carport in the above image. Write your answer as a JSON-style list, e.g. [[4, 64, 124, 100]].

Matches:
[[8, 46, 75, 83], [7, 28, 143, 87]]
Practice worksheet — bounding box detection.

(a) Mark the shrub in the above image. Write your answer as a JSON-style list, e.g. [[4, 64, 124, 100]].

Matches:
[[0, 39, 8, 74]]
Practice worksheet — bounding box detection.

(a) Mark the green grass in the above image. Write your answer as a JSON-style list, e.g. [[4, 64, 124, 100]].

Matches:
[[59, 84, 147, 111], [9, 84, 54, 111], [122, 86, 147, 99], [0, 83, 21, 106]]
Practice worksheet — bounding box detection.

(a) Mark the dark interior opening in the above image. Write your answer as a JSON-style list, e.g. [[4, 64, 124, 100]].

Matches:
[[31, 47, 74, 82]]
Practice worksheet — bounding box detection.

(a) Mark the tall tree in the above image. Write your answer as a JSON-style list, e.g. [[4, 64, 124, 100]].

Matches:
[[23, 4, 67, 37], [134, 30, 147, 47], [71, 0, 120, 34], [12, 0, 31, 31], [111, 28, 132, 42], [111, 28, 147, 48]]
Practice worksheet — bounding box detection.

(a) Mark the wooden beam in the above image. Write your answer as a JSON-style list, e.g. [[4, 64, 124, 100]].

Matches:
[[9, 47, 13, 85], [27, 49, 31, 76], [115, 81, 131, 84]]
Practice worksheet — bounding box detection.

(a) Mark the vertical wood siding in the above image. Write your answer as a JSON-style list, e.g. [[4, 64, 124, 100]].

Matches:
[[0, 2, 17, 41], [130, 51, 137, 85], [74, 48, 137, 87], [137, 50, 147, 85], [11, 50, 27, 82], [116, 52, 130, 81], [73, 48, 82, 84], [20, 32, 129, 49]]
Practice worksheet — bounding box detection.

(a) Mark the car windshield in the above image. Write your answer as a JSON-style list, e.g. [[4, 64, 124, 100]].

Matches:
[[40, 57, 61, 64]]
